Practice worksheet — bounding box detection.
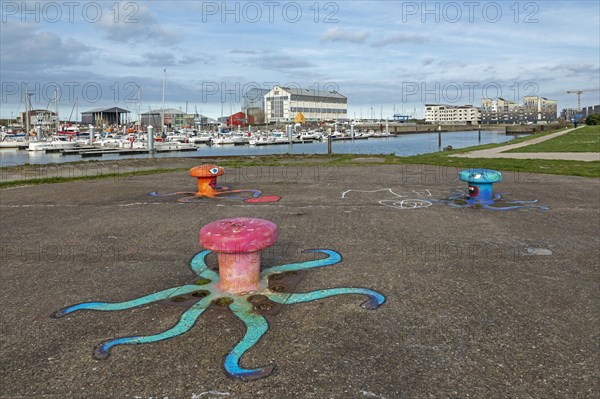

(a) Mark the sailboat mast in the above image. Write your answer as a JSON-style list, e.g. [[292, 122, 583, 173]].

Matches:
[[24, 84, 30, 136], [137, 85, 141, 131], [161, 68, 166, 133], [55, 88, 60, 133]]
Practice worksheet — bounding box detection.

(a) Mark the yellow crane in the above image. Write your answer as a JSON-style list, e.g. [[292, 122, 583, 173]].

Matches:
[[566, 90, 584, 112]]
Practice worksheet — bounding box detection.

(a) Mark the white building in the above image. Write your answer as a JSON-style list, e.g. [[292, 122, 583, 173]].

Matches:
[[18, 109, 58, 129], [265, 86, 347, 123], [424, 104, 480, 125], [480, 96, 557, 124]]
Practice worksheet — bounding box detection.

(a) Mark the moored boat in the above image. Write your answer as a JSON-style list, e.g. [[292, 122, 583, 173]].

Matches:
[[27, 136, 79, 151]]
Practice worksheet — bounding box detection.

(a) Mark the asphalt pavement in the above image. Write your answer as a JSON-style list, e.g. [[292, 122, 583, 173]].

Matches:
[[1, 163, 598, 398]]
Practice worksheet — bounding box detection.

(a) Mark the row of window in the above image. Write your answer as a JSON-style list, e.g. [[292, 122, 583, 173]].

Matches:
[[426, 112, 478, 115], [266, 96, 347, 104], [290, 94, 347, 103], [290, 107, 347, 114], [270, 98, 285, 118]]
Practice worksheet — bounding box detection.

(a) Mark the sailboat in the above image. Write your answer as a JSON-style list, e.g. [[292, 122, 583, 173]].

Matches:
[[152, 69, 195, 151], [27, 88, 79, 151]]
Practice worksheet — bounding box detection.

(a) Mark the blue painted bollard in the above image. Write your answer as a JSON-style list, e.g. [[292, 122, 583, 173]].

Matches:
[[458, 168, 502, 205], [447, 168, 548, 210]]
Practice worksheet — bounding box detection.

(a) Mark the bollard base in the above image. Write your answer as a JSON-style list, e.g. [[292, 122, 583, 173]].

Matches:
[[217, 251, 261, 295]]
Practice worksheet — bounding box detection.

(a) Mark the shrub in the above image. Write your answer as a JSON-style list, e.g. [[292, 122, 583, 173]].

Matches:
[[585, 114, 600, 125]]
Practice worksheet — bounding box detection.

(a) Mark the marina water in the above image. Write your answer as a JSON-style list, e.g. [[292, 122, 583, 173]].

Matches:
[[0, 131, 517, 166]]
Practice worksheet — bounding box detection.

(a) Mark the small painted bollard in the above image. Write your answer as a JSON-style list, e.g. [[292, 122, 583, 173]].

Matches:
[[190, 164, 224, 196], [458, 168, 502, 205], [200, 217, 278, 294], [445, 167, 548, 210], [150, 164, 280, 203]]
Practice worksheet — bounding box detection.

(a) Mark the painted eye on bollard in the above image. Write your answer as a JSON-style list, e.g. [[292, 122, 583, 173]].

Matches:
[[209, 167, 219, 175]]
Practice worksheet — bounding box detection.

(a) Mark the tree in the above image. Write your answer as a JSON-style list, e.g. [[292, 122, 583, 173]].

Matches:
[[585, 114, 600, 125]]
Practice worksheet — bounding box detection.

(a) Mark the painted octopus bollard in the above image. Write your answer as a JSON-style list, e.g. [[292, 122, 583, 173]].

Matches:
[[149, 164, 280, 203], [200, 217, 277, 294], [459, 168, 502, 205], [51, 218, 385, 381], [446, 168, 548, 210], [190, 164, 225, 196]]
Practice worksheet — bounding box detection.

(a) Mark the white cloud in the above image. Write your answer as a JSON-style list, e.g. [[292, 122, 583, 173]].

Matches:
[[321, 27, 369, 43], [95, 2, 179, 44], [0, 23, 94, 72], [371, 33, 430, 47]]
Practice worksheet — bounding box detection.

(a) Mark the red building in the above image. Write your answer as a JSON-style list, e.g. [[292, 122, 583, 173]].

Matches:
[[227, 112, 254, 127]]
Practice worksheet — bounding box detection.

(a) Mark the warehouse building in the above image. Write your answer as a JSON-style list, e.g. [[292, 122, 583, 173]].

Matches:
[[81, 107, 130, 126], [141, 109, 199, 128], [265, 86, 347, 123]]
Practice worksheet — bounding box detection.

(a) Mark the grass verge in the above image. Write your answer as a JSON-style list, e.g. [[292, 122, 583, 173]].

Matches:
[[505, 125, 600, 153], [0, 167, 187, 190]]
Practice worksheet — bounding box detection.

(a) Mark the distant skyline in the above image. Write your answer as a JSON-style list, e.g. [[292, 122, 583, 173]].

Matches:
[[1, 0, 599, 121]]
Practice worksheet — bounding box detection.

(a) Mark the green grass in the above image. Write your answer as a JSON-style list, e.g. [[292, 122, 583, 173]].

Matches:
[[505, 125, 600, 153], [0, 167, 187, 190], [324, 127, 600, 177], [1, 126, 598, 190], [324, 153, 599, 177]]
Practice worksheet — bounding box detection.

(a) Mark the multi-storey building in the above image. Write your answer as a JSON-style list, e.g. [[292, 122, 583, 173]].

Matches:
[[480, 96, 557, 124], [560, 108, 578, 121], [18, 109, 58, 129], [424, 104, 480, 125], [242, 88, 270, 124]]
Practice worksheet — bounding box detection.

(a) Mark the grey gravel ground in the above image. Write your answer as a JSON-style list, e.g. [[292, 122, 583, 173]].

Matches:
[[1, 164, 598, 399]]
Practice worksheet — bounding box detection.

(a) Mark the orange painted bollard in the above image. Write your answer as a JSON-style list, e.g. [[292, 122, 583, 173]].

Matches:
[[149, 164, 280, 203], [189, 164, 224, 196]]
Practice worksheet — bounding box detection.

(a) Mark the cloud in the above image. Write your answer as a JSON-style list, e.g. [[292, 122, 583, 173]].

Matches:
[[546, 64, 600, 77], [230, 50, 258, 55], [321, 27, 369, 43], [371, 34, 430, 47], [254, 55, 315, 71], [422, 57, 436, 66], [116, 53, 205, 67], [0, 23, 94, 72], [95, 3, 179, 44]]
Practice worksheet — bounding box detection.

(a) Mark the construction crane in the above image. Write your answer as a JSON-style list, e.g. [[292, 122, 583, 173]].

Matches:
[[566, 90, 584, 112]]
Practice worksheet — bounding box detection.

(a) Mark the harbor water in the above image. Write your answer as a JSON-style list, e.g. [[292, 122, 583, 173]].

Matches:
[[0, 131, 517, 166]]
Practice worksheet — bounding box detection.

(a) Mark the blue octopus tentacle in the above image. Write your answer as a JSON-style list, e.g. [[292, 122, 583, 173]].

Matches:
[[213, 189, 262, 200], [261, 249, 342, 277], [506, 199, 539, 204], [483, 204, 549, 211], [51, 285, 204, 318], [189, 250, 220, 280], [224, 300, 274, 380], [94, 297, 212, 359], [149, 191, 196, 197], [178, 195, 209, 203], [267, 287, 385, 310]]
